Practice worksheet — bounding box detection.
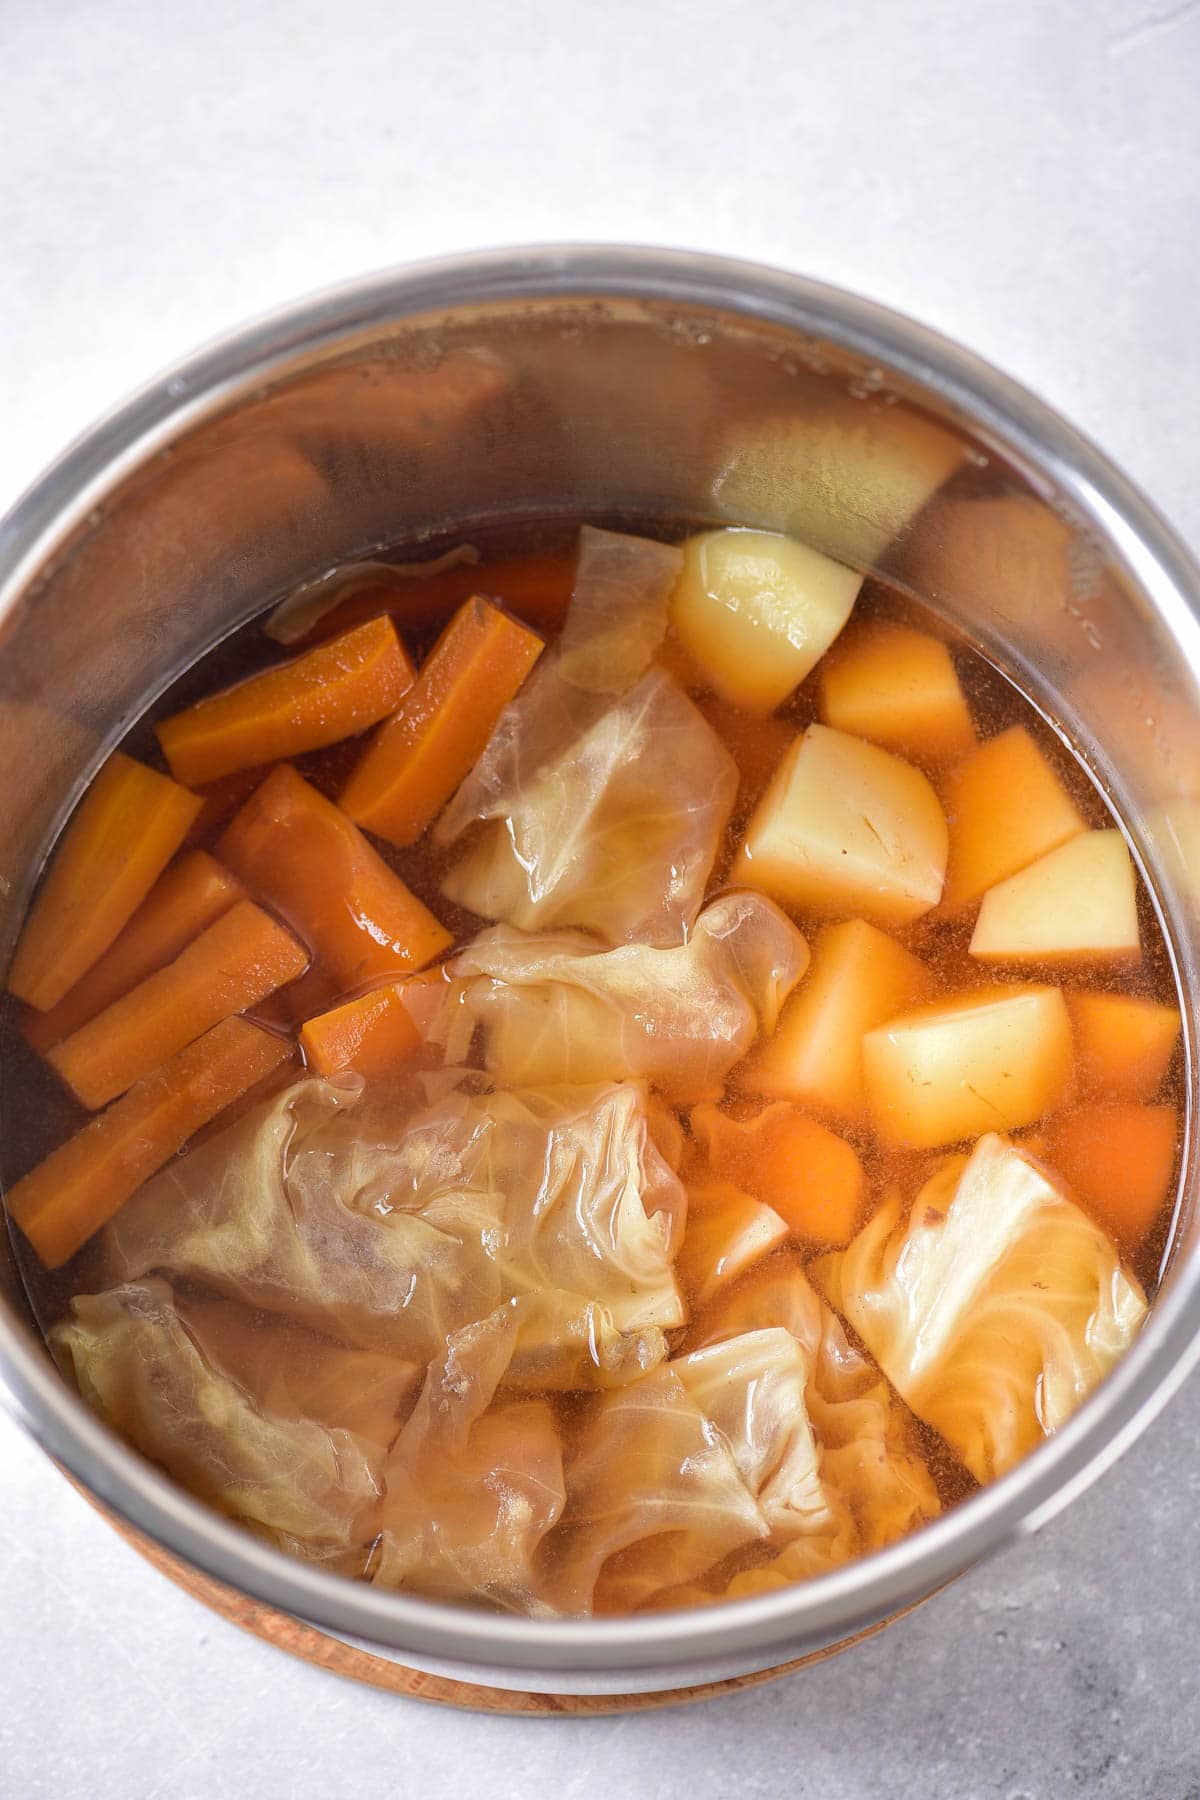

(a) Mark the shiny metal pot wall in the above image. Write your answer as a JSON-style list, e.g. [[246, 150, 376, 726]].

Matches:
[[1, 248, 1198, 1695]]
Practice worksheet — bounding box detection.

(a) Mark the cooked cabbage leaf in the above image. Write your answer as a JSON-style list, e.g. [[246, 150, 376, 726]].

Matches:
[[548, 1364, 768, 1613], [695, 1255, 940, 1557], [52, 1280, 389, 1560], [812, 1133, 1148, 1482], [674, 1328, 835, 1540], [176, 1293, 422, 1452], [450, 892, 809, 1102], [106, 1074, 684, 1371], [106, 1076, 505, 1362], [555, 525, 682, 694], [375, 1309, 566, 1611], [439, 667, 738, 946], [434, 525, 733, 944], [650, 1259, 940, 1605], [482, 1082, 686, 1331]]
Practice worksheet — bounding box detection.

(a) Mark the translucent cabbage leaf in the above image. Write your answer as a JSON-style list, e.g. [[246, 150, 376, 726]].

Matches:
[[496, 1291, 668, 1394], [450, 892, 809, 1103], [554, 525, 682, 694], [548, 1364, 768, 1613], [697, 1255, 940, 1557], [439, 668, 737, 946], [176, 1293, 422, 1452], [481, 1081, 687, 1331], [374, 1309, 566, 1612], [105, 1076, 505, 1362], [434, 526, 734, 946], [673, 1328, 835, 1540], [52, 1281, 388, 1561], [106, 1074, 683, 1372], [812, 1133, 1148, 1482]]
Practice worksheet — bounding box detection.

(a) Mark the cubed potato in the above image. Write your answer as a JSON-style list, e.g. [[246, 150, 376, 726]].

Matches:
[[734, 724, 948, 926], [818, 619, 976, 764], [1043, 1103, 1179, 1256], [863, 984, 1073, 1148], [671, 529, 861, 715], [969, 830, 1141, 968], [675, 1181, 789, 1306], [738, 918, 933, 1120], [940, 725, 1087, 914], [1067, 990, 1181, 1102]]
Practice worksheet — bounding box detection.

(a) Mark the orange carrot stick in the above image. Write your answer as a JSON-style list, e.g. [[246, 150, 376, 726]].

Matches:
[[47, 899, 308, 1110], [24, 851, 245, 1054], [217, 764, 453, 1013], [288, 549, 578, 646], [156, 615, 416, 787], [1043, 1102, 1179, 1257], [6, 1017, 292, 1269], [8, 752, 202, 1012], [300, 985, 420, 1080], [690, 1101, 866, 1248], [340, 598, 545, 847], [183, 765, 270, 848]]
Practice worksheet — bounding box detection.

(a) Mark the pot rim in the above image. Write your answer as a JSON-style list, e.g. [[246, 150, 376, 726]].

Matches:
[[2, 243, 1199, 1675]]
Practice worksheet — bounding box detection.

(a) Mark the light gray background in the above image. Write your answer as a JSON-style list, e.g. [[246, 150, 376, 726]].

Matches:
[[2, 1, 1199, 1795]]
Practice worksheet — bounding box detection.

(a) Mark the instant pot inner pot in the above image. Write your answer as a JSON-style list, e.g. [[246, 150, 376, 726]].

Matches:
[[1, 282, 1197, 1676]]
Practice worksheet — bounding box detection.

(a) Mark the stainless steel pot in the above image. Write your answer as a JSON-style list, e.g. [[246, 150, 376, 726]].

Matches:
[[2, 247, 1198, 1696]]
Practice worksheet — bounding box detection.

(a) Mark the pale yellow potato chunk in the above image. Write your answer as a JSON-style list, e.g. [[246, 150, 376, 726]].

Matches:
[[671, 529, 861, 715], [862, 984, 1073, 1148], [970, 830, 1140, 968], [734, 724, 948, 926]]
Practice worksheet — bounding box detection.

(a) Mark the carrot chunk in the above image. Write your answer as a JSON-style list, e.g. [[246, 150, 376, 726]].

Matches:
[[6, 1018, 292, 1268], [691, 1101, 865, 1248], [939, 725, 1087, 914], [183, 766, 270, 847], [47, 899, 308, 1110], [1067, 990, 1181, 1102], [340, 598, 545, 847], [217, 764, 453, 1011], [1042, 1102, 1179, 1256], [24, 851, 245, 1054], [8, 752, 202, 1012], [300, 985, 420, 1080], [285, 549, 578, 646], [156, 616, 415, 787], [737, 918, 932, 1122], [818, 618, 976, 765]]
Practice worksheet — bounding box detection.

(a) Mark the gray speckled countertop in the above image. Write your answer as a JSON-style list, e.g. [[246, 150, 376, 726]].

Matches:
[[2, 1, 1199, 1794]]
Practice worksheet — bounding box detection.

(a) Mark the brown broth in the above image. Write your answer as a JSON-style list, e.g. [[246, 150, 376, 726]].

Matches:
[[0, 516, 1186, 1605]]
